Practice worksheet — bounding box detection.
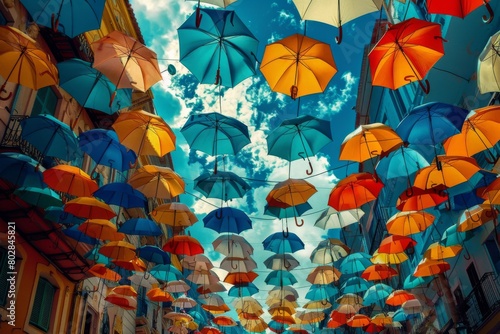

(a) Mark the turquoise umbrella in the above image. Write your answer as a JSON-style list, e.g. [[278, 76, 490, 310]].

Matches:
[[194, 171, 251, 201], [84, 248, 113, 265], [178, 8, 258, 87], [263, 231, 305, 253], [44, 206, 86, 225], [0, 152, 46, 188], [339, 252, 372, 274], [227, 283, 259, 297], [341, 276, 372, 294], [305, 284, 339, 301], [264, 202, 312, 219], [362, 283, 393, 307], [13, 186, 62, 208], [150, 264, 184, 282], [266, 115, 332, 175], [265, 270, 298, 286], [403, 274, 433, 289], [375, 145, 430, 185]]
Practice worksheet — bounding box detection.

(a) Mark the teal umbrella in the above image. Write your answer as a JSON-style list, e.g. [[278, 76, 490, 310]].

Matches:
[[44, 206, 86, 225], [375, 145, 430, 185], [194, 171, 251, 201], [263, 231, 305, 253], [339, 252, 372, 274], [178, 8, 258, 87], [0, 152, 46, 188], [150, 264, 184, 282], [265, 270, 298, 286], [266, 115, 332, 175], [341, 276, 372, 294], [13, 186, 62, 208], [403, 274, 433, 289], [362, 283, 393, 307]]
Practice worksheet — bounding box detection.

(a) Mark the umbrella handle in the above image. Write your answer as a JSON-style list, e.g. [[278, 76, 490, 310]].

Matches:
[[335, 25, 343, 44], [483, 1, 494, 23], [468, 212, 481, 222], [463, 246, 471, 260], [215, 208, 223, 219], [51, 13, 59, 32], [109, 91, 117, 107], [283, 260, 291, 269], [215, 68, 221, 85], [0, 84, 12, 101], [295, 216, 304, 227], [306, 160, 314, 175], [405, 187, 414, 197], [282, 227, 289, 238], [290, 85, 298, 100], [231, 258, 238, 270], [196, 7, 203, 28]]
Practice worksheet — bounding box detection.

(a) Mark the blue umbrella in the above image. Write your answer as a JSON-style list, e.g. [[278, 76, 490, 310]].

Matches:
[[194, 171, 251, 201], [150, 264, 184, 282], [57, 59, 132, 114], [20, 0, 106, 38], [0, 152, 46, 188], [178, 8, 258, 87], [393, 308, 418, 322], [93, 182, 147, 209], [227, 283, 259, 297], [266, 115, 332, 175], [268, 320, 288, 333], [263, 231, 305, 253], [203, 207, 252, 234], [118, 218, 162, 236], [264, 202, 312, 219], [305, 284, 338, 301], [79, 129, 137, 171], [339, 252, 372, 274], [375, 146, 429, 184], [45, 206, 86, 225], [265, 270, 298, 286], [440, 224, 474, 247], [403, 274, 433, 289], [84, 248, 112, 265], [13, 186, 62, 208], [62, 225, 99, 245], [21, 114, 80, 161], [136, 245, 171, 264], [362, 283, 393, 307], [340, 276, 372, 294]]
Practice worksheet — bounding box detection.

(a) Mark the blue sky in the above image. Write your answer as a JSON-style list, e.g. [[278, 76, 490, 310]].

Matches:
[[129, 0, 381, 325]]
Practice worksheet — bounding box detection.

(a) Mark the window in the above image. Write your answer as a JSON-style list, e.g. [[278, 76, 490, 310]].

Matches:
[[0, 248, 8, 306], [484, 237, 500, 274], [136, 286, 148, 317], [29, 277, 56, 332], [32, 87, 58, 116]]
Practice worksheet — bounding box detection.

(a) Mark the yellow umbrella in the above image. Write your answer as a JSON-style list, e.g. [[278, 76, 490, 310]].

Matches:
[[78, 219, 124, 241], [266, 178, 317, 207], [260, 33, 337, 99], [386, 210, 435, 236], [371, 250, 408, 265], [371, 313, 393, 326], [241, 317, 267, 332], [424, 242, 462, 260], [151, 202, 198, 227], [296, 310, 325, 324], [302, 300, 332, 310], [112, 109, 176, 157], [99, 240, 136, 261], [64, 196, 116, 220], [128, 165, 185, 199], [0, 26, 58, 97]]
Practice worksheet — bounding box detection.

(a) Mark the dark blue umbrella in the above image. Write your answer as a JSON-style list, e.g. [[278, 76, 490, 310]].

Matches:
[[263, 231, 305, 253], [57, 59, 132, 114], [203, 207, 252, 234], [93, 182, 147, 209], [136, 245, 171, 264], [79, 129, 136, 171], [0, 152, 46, 188], [20, 0, 106, 38], [194, 171, 251, 201], [227, 283, 259, 297], [45, 206, 86, 225], [264, 202, 312, 219], [265, 270, 298, 286], [21, 114, 80, 161], [62, 225, 99, 245], [118, 218, 162, 236]]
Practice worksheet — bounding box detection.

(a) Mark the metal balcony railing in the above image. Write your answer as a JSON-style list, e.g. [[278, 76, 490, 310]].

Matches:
[[461, 272, 500, 331]]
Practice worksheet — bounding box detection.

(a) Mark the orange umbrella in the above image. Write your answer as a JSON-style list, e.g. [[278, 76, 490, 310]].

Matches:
[[78, 219, 124, 241], [371, 313, 393, 326], [128, 165, 185, 199], [87, 263, 121, 282], [386, 211, 435, 236], [368, 18, 445, 93], [112, 285, 137, 297], [271, 314, 296, 325], [306, 266, 341, 284], [396, 185, 448, 211], [266, 178, 317, 207], [371, 250, 408, 265], [260, 33, 337, 100], [361, 264, 398, 281], [241, 317, 267, 332], [202, 304, 231, 314], [385, 289, 416, 306], [200, 327, 222, 334], [112, 257, 147, 272], [112, 109, 176, 157], [481, 177, 500, 204], [105, 293, 137, 310], [212, 315, 237, 327], [91, 30, 162, 92], [328, 172, 384, 211], [164, 312, 194, 323], [151, 202, 198, 227], [378, 235, 417, 254], [346, 314, 371, 328], [99, 240, 136, 261], [339, 123, 403, 163], [224, 271, 258, 284], [64, 196, 116, 219], [43, 165, 98, 197], [163, 235, 204, 256], [413, 258, 450, 277], [458, 204, 497, 232], [424, 242, 462, 260]]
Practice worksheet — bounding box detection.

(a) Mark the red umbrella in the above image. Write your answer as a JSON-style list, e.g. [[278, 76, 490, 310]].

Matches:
[[427, 0, 494, 23], [328, 173, 384, 211], [378, 235, 417, 254], [163, 235, 204, 255], [361, 264, 398, 281], [396, 185, 448, 211]]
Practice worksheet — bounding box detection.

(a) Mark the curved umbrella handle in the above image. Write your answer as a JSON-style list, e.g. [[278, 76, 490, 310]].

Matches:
[[306, 160, 314, 175], [295, 216, 304, 227], [483, 1, 494, 23], [468, 212, 481, 222], [321, 299, 329, 306], [231, 258, 238, 270], [0, 89, 12, 101], [290, 85, 298, 100], [215, 208, 223, 219], [283, 260, 291, 269], [51, 13, 59, 32], [335, 25, 343, 44], [282, 227, 289, 238], [404, 75, 431, 94], [463, 246, 471, 260], [129, 159, 139, 169], [405, 187, 414, 197]]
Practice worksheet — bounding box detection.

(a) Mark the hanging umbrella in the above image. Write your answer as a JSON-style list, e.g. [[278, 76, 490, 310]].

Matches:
[[310, 239, 350, 264], [336, 293, 363, 306], [13, 186, 62, 208], [401, 299, 424, 314], [266, 179, 317, 208], [264, 253, 300, 271], [45, 205, 85, 225], [212, 316, 237, 327], [203, 207, 252, 234], [228, 283, 259, 297], [368, 18, 445, 93], [182, 254, 214, 271], [346, 314, 371, 328], [386, 211, 435, 236], [91, 30, 162, 92], [386, 290, 416, 306], [0, 152, 46, 188], [57, 58, 132, 114], [265, 270, 298, 286], [339, 252, 372, 274], [64, 196, 116, 219], [88, 263, 121, 282], [113, 257, 147, 272], [93, 182, 147, 209], [339, 123, 403, 163], [378, 235, 417, 254], [424, 242, 462, 260], [213, 234, 254, 257], [314, 207, 364, 230], [79, 129, 137, 171], [151, 202, 198, 227], [260, 33, 337, 99], [413, 258, 450, 277], [457, 204, 497, 232], [292, 0, 383, 44], [306, 266, 341, 285], [0, 26, 58, 97], [220, 257, 257, 273], [396, 185, 448, 211], [371, 250, 408, 265], [78, 219, 124, 241], [165, 312, 194, 323], [328, 172, 383, 211], [264, 202, 312, 220], [375, 146, 430, 185], [20, 114, 79, 162], [263, 231, 305, 253], [147, 287, 174, 302], [327, 309, 354, 328], [305, 284, 338, 301], [118, 218, 162, 236], [341, 277, 372, 294], [266, 115, 332, 174], [63, 224, 99, 245], [112, 109, 176, 157], [178, 8, 258, 87], [166, 280, 191, 293], [150, 264, 184, 282], [99, 240, 136, 261], [163, 235, 204, 256], [478, 30, 500, 93], [194, 171, 250, 201], [43, 165, 98, 197], [201, 327, 222, 334], [362, 264, 398, 281], [403, 274, 433, 289], [225, 271, 259, 284], [105, 293, 137, 310], [362, 283, 393, 307], [427, 0, 494, 23], [128, 272, 159, 289], [173, 296, 198, 309], [128, 165, 185, 199]]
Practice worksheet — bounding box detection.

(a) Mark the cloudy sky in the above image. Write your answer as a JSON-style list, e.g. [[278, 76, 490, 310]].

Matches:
[[129, 0, 381, 324]]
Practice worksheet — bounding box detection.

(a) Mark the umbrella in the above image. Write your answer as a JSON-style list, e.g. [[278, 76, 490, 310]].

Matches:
[[113, 257, 147, 272], [375, 146, 430, 185], [20, 114, 79, 162], [213, 234, 253, 257], [264, 202, 312, 220], [225, 271, 259, 284], [118, 218, 162, 236], [111, 109, 176, 157], [386, 290, 416, 306], [306, 266, 341, 284], [181, 112, 251, 157], [91, 30, 162, 92], [378, 235, 417, 254], [151, 202, 198, 227], [346, 314, 371, 328], [0, 152, 46, 188], [328, 172, 384, 211], [173, 296, 197, 309], [292, 0, 383, 43], [265, 270, 298, 286], [427, 0, 494, 23], [165, 312, 194, 323], [314, 207, 364, 230], [19, 0, 106, 37], [266, 115, 332, 174], [266, 179, 317, 208], [305, 284, 338, 301], [403, 274, 433, 289], [212, 316, 237, 327], [362, 283, 393, 306], [163, 235, 204, 256], [396, 185, 448, 211], [310, 239, 350, 264], [457, 204, 497, 232], [194, 171, 250, 201], [339, 123, 402, 163], [62, 224, 99, 245], [386, 211, 435, 236], [362, 264, 398, 281], [64, 196, 116, 219], [201, 327, 222, 334], [0, 26, 58, 96], [57, 58, 132, 114], [371, 250, 408, 265], [368, 18, 445, 93], [105, 293, 137, 310], [99, 241, 136, 261], [339, 252, 372, 274], [45, 205, 85, 225], [401, 299, 423, 314], [93, 182, 147, 209], [150, 264, 184, 281], [478, 30, 500, 93], [13, 186, 62, 208], [220, 257, 257, 273], [264, 253, 300, 271], [260, 33, 337, 99], [147, 287, 174, 302], [128, 272, 159, 289], [337, 293, 363, 306], [203, 207, 252, 234], [78, 219, 124, 241], [178, 8, 258, 87], [43, 165, 98, 197], [128, 165, 185, 199], [413, 258, 450, 277], [263, 232, 305, 253], [182, 254, 214, 271], [88, 263, 121, 281], [78, 129, 136, 171], [228, 283, 259, 297], [341, 277, 372, 294]]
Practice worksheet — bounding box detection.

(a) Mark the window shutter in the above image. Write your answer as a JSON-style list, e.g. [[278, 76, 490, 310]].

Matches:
[[29, 277, 55, 332]]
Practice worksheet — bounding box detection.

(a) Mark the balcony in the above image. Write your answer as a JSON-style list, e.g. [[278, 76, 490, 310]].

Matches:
[[459, 272, 500, 332]]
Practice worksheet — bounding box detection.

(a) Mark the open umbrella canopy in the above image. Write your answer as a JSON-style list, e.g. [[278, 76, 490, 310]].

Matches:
[[88, 263, 121, 282], [306, 266, 341, 285], [314, 207, 364, 230], [203, 207, 252, 234], [310, 238, 350, 264], [413, 258, 450, 277], [64, 196, 116, 219], [386, 211, 435, 236], [13, 186, 62, 208], [118, 218, 162, 236], [99, 240, 136, 261], [339, 252, 372, 274], [150, 264, 184, 281], [43, 164, 98, 197], [151, 202, 198, 227], [266, 178, 317, 207], [128, 165, 185, 199], [212, 234, 254, 257], [427, 0, 494, 21], [478, 30, 500, 93], [328, 172, 384, 211], [264, 201, 312, 219], [194, 171, 250, 201], [457, 204, 496, 232], [163, 235, 204, 255], [93, 182, 147, 209], [341, 277, 372, 294], [263, 231, 305, 253], [265, 270, 298, 286], [375, 146, 430, 184], [228, 283, 259, 297], [78, 218, 124, 241], [396, 185, 448, 211], [362, 283, 393, 306], [264, 253, 300, 271], [178, 8, 258, 87], [45, 205, 85, 225], [0, 152, 46, 188]]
